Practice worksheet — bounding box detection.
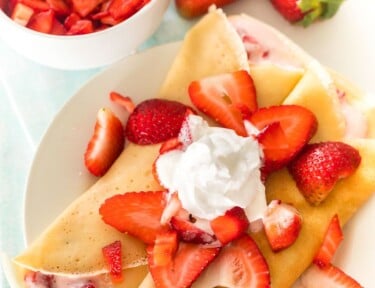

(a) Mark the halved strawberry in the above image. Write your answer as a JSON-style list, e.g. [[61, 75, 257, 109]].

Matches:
[[125, 99, 192, 145], [102, 240, 123, 283], [147, 235, 220, 288], [188, 70, 257, 137], [288, 141, 361, 205], [175, 0, 237, 19], [263, 200, 302, 252], [27, 9, 55, 33], [194, 234, 270, 288], [84, 108, 124, 177], [171, 215, 216, 244], [152, 230, 179, 266], [210, 206, 249, 245], [99, 191, 168, 244], [298, 264, 362, 287], [313, 214, 343, 268], [11, 3, 34, 26], [108, 0, 144, 20], [109, 91, 135, 113], [249, 105, 317, 174]]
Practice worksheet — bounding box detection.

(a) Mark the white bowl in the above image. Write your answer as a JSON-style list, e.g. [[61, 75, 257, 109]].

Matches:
[[0, 0, 170, 70]]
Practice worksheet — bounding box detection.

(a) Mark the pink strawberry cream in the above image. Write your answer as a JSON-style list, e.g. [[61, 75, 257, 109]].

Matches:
[[155, 115, 267, 223]]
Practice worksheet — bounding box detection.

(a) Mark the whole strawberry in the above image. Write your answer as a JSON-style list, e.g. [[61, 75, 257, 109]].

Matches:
[[125, 99, 192, 145], [288, 141, 361, 205], [270, 0, 345, 27]]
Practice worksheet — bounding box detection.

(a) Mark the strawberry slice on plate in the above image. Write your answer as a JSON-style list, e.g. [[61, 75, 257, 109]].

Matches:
[[313, 214, 343, 268], [84, 108, 124, 177], [102, 240, 123, 283], [188, 70, 257, 137], [249, 105, 317, 174], [194, 234, 270, 288], [147, 231, 220, 288], [288, 141, 361, 205], [99, 191, 168, 244], [175, 0, 237, 19]]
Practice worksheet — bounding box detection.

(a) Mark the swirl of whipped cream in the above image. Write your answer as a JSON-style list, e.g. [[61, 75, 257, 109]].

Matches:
[[156, 115, 266, 221]]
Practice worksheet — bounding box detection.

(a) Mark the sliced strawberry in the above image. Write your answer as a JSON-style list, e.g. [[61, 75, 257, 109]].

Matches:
[[313, 214, 344, 268], [71, 0, 103, 17], [249, 105, 317, 174], [298, 264, 362, 287], [46, 0, 70, 15], [102, 240, 123, 283], [19, 0, 49, 11], [51, 17, 66, 34], [84, 108, 124, 177], [64, 12, 81, 30], [11, 3, 34, 26], [147, 237, 220, 288], [108, 0, 144, 20], [194, 234, 270, 288], [210, 206, 249, 245], [125, 99, 192, 145], [188, 70, 257, 137], [109, 91, 135, 113], [262, 200, 302, 252], [27, 9, 55, 33], [170, 215, 215, 244], [99, 191, 168, 244], [288, 141, 361, 205], [175, 0, 237, 19], [151, 230, 179, 267], [67, 19, 94, 35]]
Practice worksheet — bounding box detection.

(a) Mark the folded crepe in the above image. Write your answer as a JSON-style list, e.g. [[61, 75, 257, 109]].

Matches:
[[12, 8, 375, 288]]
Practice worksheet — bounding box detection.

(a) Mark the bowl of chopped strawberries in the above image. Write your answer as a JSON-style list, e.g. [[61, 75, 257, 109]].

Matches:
[[0, 0, 170, 69]]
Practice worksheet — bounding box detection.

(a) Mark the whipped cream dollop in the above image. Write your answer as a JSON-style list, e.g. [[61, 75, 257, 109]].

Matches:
[[156, 115, 266, 221]]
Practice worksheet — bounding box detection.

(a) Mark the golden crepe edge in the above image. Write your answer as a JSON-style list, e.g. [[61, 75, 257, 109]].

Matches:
[[8, 8, 375, 288]]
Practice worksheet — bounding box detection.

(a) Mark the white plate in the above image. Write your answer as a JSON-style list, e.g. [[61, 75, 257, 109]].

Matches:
[[21, 1, 375, 287]]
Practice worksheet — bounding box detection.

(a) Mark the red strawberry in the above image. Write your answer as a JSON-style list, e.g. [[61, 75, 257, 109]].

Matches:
[[170, 215, 216, 244], [11, 3, 34, 26], [313, 214, 343, 268], [147, 234, 220, 288], [71, 0, 103, 17], [262, 200, 302, 252], [188, 70, 257, 137], [288, 141, 361, 205], [250, 105, 317, 174], [270, 0, 345, 27], [27, 9, 55, 33], [64, 12, 80, 30], [125, 99, 192, 145], [84, 108, 124, 177], [175, 0, 237, 19], [19, 0, 49, 11], [46, 0, 70, 15], [210, 206, 249, 245], [298, 264, 362, 287], [102, 240, 123, 283], [152, 230, 179, 266], [108, 0, 144, 20], [194, 234, 270, 288], [99, 191, 168, 244], [67, 19, 94, 35], [109, 91, 135, 113]]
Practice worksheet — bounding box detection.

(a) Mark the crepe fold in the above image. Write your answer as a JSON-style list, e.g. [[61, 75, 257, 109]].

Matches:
[[13, 8, 375, 288]]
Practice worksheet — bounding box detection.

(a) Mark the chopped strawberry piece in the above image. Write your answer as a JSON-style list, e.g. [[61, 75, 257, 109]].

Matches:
[[147, 238, 220, 288], [288, 141, 361, 205], [51, 17, 66, 34], [71, 0, 103, 17], [125, 99, 192, 145], [152, 230, 179, 266], [249, 105, 317, 174], [19, 0, 49, 11], [175, 0, 237, 19], [84, 108, 124, 177], [109, 91, 135, 113], [188, 70, 257, 137], [11, 3, 34, 26], [108, 0, 143, 20], [67, 19, 94, 35], [27, 9, 55, 33], [298, 264, 362, 287], [313, 214, 344, 268], [210, 206, 249, 245], [64, 12, 81, 29], [99, 191, 168, 244], [195, 234, 270, 288], [46, 0, 70, 15], [263, 200, 302, 252], [102, 240, 123, 283], [170, 215, 216, 244]]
